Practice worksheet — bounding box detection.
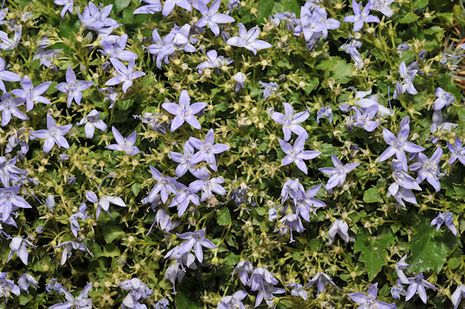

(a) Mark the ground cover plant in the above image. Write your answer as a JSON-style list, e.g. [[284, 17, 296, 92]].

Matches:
[[1, 0, 465, 308]]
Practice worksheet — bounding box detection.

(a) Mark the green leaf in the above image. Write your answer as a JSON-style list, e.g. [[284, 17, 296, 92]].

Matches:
[[257, 0, 274, 22], [115, 0, 131, 12], [354, 229, 395, 280], [409, 222, 456, 273], [217, 208, 232, 226], [398, 12, 419, 24], [175, 292, 201, 309], [131, 183, 141, 196], [101, 244, 121, 257], [414, 0, 429, 9], [363, 187, 382, 203], [102, 225, 125, 243]]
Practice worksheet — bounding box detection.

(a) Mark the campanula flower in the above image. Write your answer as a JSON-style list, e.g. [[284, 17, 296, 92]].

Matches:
[[234, 261, 253, 285], [431, 211, 457, 236], [410, 147, 442, 192], [217, 290, 247, 309], [271, 102, 309, 141], [55, 241, 92, 265], [195, 0, 235, 36], [376, 116, 425, 171], [289, 283, 308, 300], [11, 76, 51, 111], [106, 126, 140, 156], [344, 0, 380, 32], [0, 93, 27, 127], [226, 23, 272, 54], [371, 0, 394, 17], [233, 72, 246, 91], [316, 106, 333, 124], [248, 267, 285, 307], [448, 138, 465, 165], [196, 50, 232, 74], [433, 87, 454, 111], [168, 229, 216, 263], [189, 176, 226, 202], [162, 90, 207, 131], [143, 166, 177, 204], [8, 235, 34, 265], [31, 114, 72, 153], [0, 273, 20, 300], [0, 186, 32, 223], [319, 156, 360, 190], [69, 203, 88, 237], [0, 27, 21, 51], [393, 62, 418, 98], [54, 0, 73, 17], [354, 89, 392, 116], [105, 58, 145, 93], [348, 106, 379, 132], [279, 213, 305, 243], [279, 134, 321, 174], [17, 273, 38, 291], [388, 160, 421, 207], [78, 2, 118, 35], [452, 285, 465, 309], [169, 141, 209, 178], [189, 129, 229, 171], [120, 278, 153, 309], [77, 109, 107, 139], [281, 178, 305, 204], [349, 283, 396, 309], [134, 0, 162, 15], [85, 190, 127, 219], [306, 272, 337, 294], [405, 273, 436, 304], [99, 34, 138, 62], [162, 0, 192, 16], [56, 66, 93, 107], [49, 282, 92, 309], [259, 81, 279, 99], [297, 184, 326, 222], [0, 157, 27, 188], [169, 182, 200, 217], [341, 39, 364, 69], [0, 57, 20, 92], [328, 219, 352, 244]]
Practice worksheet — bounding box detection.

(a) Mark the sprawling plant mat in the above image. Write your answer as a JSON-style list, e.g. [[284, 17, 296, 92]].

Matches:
[[1, 0, 465, 308]]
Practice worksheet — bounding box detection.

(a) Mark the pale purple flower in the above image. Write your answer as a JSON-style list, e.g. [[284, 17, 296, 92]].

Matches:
[[319, 156, 360, 190], [259, 81, 278, 99], [281, 178, 305, 204], [55, 241, 92, 265], [452, 285, 465, 309], [0, 93, 27, 127], [169, 183, 200, 217], [196, 50, 232, 74], [120, 278, 153, 309], [328, 219, 352, 244], [271, 102, 309, 141], [0, 273, 20, 300], [169, 141, 209, 178], [0, 57, 20, 92], [143, 166, 177, 204], [354, 89, 392, 116], [448, 138, 465, 165], [234, 261, 253, 285], [279, 134, 320, 174], [248, 267, 285, 307], [49, 282, 92, 309], [341, 39, 364, 69], [289, 283, 308, 300], [217, 290, 247, 309], [85, 190, 126, 219], [348, 106, 379, 132], [306, 272, 336, 294], [279, 213, 305, 243], [189, 129, 230, 171], [390, 280, 407, 299], [78, 2, 119, 35], [106, 126, 140, 156], [388, 160, 421, 207], [168, 229, 216, 263], [349, 283, 396, 309], [405, 273, 436, 304], [134, 0, 162, 14], [297, 5, 339, 42], [410, 147, 442, 192], [376, 117, 425, 170], [0, 157, 27, 188], [393, 62, 418, 98], [344, 0, 380, 32], [0, 27, 21, 51], [56, 66, 93, 107], [395, 256, 410, 285], [433, 87, 454, 111], [18, 273, 38, 291], [431, 211, 457, 236], [69, 203, 88, 237], [11, 76, 51, 111], [99, 34, 138, 62], [162, 0, 192, 16], [162, 90, 207, 131], [154, 298, 169, 309], [105, 58, 145, 93], [316, 106, 332, 124], [54, 0, 74, 17], [226, 23, 272, 54], [77, 109, 107, 139], [189, 176, 226, 202], [33, 49, 62, 68], [195, 0, 235, 36], [31, 114, 72, 153], [371, 0, 394, 17], [153, 208, 179, 233], [233, 72, 246, 91], [8, 236, 34, 265], [0, 186, 32, 224], [297, 184, 326, 222], [164, 263, 186, 293]]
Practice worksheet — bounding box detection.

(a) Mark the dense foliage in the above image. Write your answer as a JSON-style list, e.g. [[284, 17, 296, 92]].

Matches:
[[1, 0, 465, 308]]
